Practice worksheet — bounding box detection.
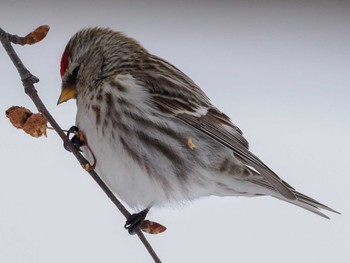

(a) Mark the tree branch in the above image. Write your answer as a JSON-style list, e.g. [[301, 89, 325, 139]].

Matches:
[[0, 26, 161, 263]]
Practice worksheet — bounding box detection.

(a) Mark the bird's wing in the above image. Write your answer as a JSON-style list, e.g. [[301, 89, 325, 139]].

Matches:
[[132, 56, 296, 200], [167, 105, 296, 201]]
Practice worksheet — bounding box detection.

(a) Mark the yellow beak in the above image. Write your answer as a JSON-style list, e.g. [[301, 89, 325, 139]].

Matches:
[[57, 86, 77, 105]]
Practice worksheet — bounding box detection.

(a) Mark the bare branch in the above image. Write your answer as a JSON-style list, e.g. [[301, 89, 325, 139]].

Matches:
[[0, 26, 162, 263]]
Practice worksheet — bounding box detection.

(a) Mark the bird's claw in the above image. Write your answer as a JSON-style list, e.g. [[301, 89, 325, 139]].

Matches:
[[124, 209, 149, 235], [64, 125, 85, 152]]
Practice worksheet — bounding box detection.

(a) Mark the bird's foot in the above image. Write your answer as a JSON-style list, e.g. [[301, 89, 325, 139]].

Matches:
[[64, 126, 85, 152], [64, 126, 97, 170], [124, 209, 149, 235]]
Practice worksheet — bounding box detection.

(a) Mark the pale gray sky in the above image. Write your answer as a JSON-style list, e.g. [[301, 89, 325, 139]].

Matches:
[[1, 1, 349, 262]]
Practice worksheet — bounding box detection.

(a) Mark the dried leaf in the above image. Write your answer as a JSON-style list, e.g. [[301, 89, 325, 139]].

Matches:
[[5, 106, 32, 128], [19, 25, 50, 45], [22, 113, 48, 137], [6, 106, 47, 137], [140, 220, 167, 235]]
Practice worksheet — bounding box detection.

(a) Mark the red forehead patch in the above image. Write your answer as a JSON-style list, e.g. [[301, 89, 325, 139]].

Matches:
[[60, 49, 70, 77]]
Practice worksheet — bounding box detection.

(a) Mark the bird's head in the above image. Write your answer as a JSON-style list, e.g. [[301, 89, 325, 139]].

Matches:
[[57, 27, 145, 105]]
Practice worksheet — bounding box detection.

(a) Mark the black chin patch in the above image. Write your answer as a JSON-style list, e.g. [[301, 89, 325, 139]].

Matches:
[[65, 66, 79, 87]]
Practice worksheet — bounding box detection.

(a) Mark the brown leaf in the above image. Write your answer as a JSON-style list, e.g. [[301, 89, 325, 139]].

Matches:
[[19, 25, 50, 45], [6, 106, 48, 137], [140, 220, 167, 235], [22, 113, 48, 137], [5, 106, 32, 128]]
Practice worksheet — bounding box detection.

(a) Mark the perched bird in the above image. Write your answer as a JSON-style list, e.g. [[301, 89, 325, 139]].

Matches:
[[58, 27, 338, 233]]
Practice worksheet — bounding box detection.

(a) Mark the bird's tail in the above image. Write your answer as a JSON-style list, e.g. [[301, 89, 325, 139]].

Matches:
[[247, 176, 339, 218], [274, 189, 340, 219]]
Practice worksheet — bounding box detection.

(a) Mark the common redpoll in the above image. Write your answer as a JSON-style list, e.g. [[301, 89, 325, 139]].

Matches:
[[58, 28, 338, 233]]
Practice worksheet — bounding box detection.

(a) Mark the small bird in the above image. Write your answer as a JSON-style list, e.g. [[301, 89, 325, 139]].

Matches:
[[58, 27, 338, 233]]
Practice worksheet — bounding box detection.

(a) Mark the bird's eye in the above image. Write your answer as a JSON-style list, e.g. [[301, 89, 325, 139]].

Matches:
[[72, 66, 80, 78]]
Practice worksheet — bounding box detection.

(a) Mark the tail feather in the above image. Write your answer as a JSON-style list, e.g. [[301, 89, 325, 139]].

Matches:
[[293, 191, 340, 214], [247, 177, 340, 218], [276, 190, 340, 219]]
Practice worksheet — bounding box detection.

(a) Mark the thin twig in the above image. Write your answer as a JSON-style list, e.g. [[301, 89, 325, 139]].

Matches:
[[0, 26, 162, 263]]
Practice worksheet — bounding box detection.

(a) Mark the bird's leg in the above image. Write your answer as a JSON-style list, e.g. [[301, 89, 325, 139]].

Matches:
[[64, 125, 85, 152], [124, 208, 149, 235]]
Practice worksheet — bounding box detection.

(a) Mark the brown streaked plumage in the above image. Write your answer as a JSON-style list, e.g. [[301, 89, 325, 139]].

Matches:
[[58, 28, 339, 228]]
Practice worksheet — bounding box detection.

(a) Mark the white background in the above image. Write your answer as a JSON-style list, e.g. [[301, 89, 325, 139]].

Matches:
[[1, 1, 349, 262]]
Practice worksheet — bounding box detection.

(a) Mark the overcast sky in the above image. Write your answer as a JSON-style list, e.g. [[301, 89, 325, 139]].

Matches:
[[1, 1, 349, 262]]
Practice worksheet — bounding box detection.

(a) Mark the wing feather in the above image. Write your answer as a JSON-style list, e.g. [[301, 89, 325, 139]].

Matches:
[[176, 112, 296, 200], [132, 56, 296, 200]]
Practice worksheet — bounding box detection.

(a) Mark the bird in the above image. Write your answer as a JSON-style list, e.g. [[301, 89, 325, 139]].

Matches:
[[58, 27, 338, 233]]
